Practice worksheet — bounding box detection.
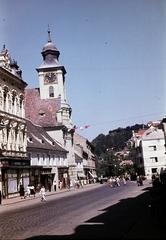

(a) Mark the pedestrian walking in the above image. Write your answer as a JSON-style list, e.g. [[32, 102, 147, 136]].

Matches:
[[30, 185, 36, 197], [19, 184, 25, 199], [24, 185, 31, 198], [39, 186, 46, 201], [122, 176, 127, 185], [136, 175, 140, 186], [108, 177, 113, 187], [139, 175, 143, 186], [112, 177, 116, 187], [137, 175, 143, 186], [116, 176, 121, 187]]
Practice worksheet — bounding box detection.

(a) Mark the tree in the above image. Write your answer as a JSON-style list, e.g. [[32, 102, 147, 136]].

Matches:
[[91, 124, 147, 177]]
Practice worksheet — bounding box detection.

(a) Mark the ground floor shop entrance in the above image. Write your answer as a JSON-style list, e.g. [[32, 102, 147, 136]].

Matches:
[[0, 159, 30, 199], [58, 167, 69, 190]]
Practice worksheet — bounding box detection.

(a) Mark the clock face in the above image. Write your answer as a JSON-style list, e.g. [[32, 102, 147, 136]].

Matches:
[[44, 72, 57, 84]]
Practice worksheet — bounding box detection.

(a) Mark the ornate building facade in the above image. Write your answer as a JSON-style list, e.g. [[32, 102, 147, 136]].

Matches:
[[0, 45, 28, 198]]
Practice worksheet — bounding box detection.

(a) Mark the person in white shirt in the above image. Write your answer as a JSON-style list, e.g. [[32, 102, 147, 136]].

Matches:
[[39, 186, 46, 201], [24, 185, 31, 198]]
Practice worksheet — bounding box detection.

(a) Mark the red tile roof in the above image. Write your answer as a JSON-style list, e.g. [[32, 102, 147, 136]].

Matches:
[[135, 129, 146, 137], [25, 88, 61, 127]]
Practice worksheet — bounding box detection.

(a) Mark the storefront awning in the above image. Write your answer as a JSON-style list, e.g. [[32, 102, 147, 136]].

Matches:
[[77, 172, 86, 178], [88, 171, 97, 178]]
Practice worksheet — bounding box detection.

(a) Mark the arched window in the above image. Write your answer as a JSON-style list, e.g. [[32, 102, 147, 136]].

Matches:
[[16, 97, 19, 114], [19, 94, 24, 110], [3, 86, 9, 111], [49, 86, 54, 97], [8, 94, 12, 113]]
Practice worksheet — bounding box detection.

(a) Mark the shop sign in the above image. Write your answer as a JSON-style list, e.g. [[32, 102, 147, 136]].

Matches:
[[0, 160, 30, 167], [10, 161, 30, 166]]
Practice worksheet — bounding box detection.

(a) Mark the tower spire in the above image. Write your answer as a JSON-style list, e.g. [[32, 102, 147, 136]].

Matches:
[[40, 27, 60, 63], [47, 24, 51, 42]]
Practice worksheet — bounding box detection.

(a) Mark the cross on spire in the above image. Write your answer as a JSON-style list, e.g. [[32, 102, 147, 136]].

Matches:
[[47, 24, 52, 42]]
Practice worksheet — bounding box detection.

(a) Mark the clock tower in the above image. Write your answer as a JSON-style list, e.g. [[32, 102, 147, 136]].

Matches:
[[36, 29, 72, 127], [36, 29, 65, 101]]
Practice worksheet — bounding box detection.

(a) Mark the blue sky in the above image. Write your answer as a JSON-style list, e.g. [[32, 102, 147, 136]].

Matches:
[[1, 0, 166, 141]]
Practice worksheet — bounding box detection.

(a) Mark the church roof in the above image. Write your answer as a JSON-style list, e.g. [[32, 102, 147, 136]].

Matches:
[[25, 88, 61, 127]]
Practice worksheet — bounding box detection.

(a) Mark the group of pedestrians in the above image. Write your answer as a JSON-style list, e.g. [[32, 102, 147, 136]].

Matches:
[[107, 175, 127, 188], [19, 184, 46, 201]]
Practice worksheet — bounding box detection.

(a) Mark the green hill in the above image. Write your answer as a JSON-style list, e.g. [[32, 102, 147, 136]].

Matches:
[[91, 124, 147, 177]]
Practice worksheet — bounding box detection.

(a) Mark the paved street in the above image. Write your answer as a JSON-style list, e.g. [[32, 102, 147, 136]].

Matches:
[[0, 180, 166, 239]]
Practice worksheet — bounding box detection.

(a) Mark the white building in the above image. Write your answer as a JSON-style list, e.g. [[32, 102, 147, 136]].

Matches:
[[140, 126, 166, 179], [26, 119, 68, 192]]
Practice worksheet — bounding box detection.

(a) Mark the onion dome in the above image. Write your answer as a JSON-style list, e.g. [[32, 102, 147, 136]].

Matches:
[[41, 29, 60, 61]]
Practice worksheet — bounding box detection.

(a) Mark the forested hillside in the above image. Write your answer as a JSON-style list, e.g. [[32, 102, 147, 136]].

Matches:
[[92, 124, 147, 156], [91, 124, 148, 177]]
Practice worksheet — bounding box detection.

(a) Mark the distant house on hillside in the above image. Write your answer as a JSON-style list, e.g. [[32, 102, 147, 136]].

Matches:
[[133, 124, 166, 179]]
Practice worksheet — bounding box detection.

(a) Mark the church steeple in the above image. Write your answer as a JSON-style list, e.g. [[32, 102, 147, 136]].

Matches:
[[41, 27, 60, 64], [36, 28, 73, 135]]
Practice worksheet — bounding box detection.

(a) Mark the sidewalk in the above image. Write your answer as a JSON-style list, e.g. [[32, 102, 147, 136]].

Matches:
[[0, 183, 102, 213]]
